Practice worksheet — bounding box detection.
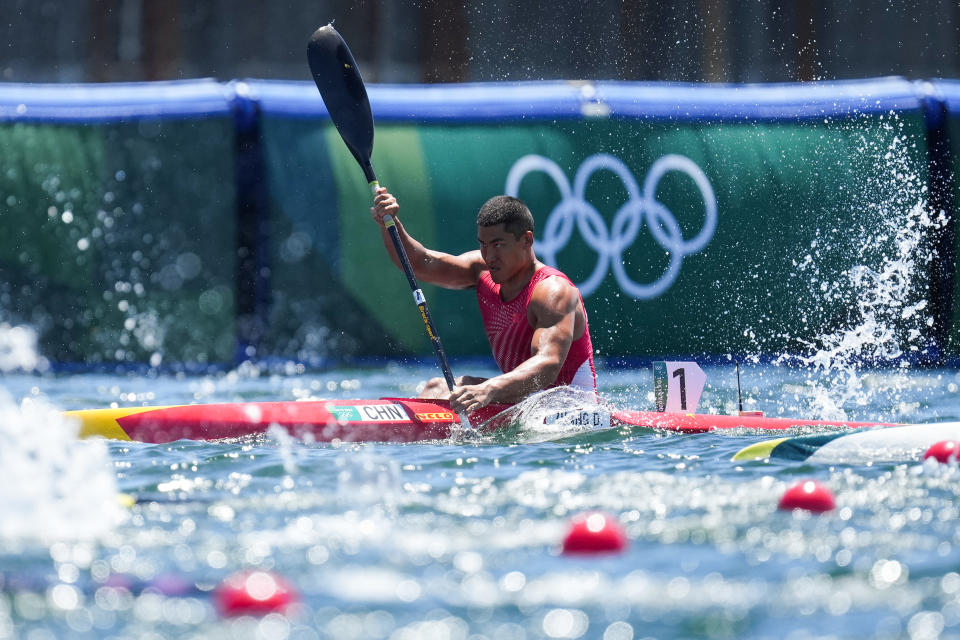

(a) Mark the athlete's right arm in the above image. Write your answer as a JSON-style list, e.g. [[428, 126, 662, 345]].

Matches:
[[371, 187, 483, 290]]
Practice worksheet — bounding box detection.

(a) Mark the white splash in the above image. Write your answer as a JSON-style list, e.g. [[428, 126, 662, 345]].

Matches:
[[775, 114, 940, 420], [793, 200, 939, 369], [0, 322, 47, 373], [480, 387, 611, 442], [0, 392, 124, 542], [0, 323, 123, 542]]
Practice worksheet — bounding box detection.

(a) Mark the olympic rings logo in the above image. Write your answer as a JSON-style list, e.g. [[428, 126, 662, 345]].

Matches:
[[504, 153, 717, 299]]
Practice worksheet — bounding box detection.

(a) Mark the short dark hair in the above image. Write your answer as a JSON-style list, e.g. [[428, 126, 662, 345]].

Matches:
[[476, 195, 534, 239]]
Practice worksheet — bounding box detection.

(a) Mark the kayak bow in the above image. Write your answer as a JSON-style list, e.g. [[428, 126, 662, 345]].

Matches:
[[732, 422, 960, 463]]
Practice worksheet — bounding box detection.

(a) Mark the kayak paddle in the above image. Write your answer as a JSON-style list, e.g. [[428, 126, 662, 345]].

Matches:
[[307, 24, 470, 428]]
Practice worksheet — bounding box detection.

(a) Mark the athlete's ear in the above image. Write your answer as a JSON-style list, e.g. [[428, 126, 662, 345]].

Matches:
[[523, 230, 534, 248]]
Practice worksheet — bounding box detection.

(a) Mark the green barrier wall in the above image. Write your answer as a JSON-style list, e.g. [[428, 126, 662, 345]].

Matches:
[[952, 109, 960, 354], [941, 82, 960, 356], [261, 111, 933, 360], [1, 79, 954, 368], [0, 118, 237, 365], [257, 116, 413, 360]]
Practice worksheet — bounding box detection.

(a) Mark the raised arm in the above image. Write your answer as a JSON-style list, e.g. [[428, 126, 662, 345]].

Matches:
[[449, 276, 581, 411], [371, 187, 483, 289]]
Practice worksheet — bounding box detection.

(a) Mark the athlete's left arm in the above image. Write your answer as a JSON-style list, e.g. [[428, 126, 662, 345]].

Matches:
[[449, 278, 579, 412]]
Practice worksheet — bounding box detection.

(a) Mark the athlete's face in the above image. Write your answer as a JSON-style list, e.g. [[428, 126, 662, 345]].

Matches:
[[478, 224, 533, 284]]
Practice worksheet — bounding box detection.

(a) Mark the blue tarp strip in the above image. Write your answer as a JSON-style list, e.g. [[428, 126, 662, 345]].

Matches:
[[930, 79, 960, 111], [0, 79, 233, 122], [0, 76, 932, 124], [244, 76, 924, 122], [595, 77, 922, 120]]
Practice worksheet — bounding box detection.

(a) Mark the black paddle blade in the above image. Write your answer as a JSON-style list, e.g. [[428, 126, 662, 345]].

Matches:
[[307, 24, 377, 184]]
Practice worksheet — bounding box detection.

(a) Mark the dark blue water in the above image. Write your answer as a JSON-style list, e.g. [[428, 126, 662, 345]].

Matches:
[[2, 361, 960, 639]]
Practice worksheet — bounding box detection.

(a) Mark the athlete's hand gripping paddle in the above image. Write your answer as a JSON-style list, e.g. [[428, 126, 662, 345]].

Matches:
[[307, 24, 471, 429]]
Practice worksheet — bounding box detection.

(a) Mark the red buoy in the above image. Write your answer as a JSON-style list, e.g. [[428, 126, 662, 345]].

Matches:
[[561, 512, 627, 554], [778, 480, 835, 513], [214, 571, 298, 617], [924, 440, 960, 464]]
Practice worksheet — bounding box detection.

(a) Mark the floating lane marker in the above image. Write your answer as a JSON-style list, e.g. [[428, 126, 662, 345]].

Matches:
[[923, 440, 960, 464], [778, 480, 835, 513], [561, 512, 627, 555], [214, 570, 299, 617]]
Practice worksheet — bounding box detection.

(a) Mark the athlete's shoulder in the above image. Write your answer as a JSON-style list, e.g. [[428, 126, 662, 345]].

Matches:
[[530, 271, 579, 313], [536, 264, 578, 286], [451, 249, 486, 288]]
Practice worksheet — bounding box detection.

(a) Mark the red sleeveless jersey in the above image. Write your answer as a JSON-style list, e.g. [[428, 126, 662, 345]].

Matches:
[[476, 265, 596, 390]]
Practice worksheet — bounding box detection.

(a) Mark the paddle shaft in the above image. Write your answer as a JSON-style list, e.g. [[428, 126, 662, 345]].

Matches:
[[308, 25, 467, 426], [367, 177, 458, 394]]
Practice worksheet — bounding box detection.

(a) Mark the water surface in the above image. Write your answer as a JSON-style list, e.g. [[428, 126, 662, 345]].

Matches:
[[2, 361, 960, 639]]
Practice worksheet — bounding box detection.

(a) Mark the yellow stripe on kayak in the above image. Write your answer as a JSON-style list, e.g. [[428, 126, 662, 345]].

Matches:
[[731, 437, 789, 461], [64, 406, 176, 441]]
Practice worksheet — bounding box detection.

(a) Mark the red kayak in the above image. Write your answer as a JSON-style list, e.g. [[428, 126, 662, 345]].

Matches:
[[65, 397, 889, 444]]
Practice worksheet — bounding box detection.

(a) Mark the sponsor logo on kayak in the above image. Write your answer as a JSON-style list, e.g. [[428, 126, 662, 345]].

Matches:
[[414, 411, 457, 421], [327, 403, 409, 422], [543, 409, 611, 429], [505, 153, 717, 299]]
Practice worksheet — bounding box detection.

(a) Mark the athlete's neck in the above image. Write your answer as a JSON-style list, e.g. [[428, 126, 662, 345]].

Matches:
[[499, 260, 543, 302]]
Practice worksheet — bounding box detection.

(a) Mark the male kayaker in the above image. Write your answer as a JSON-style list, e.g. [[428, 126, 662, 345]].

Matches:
[[371, 187, 596, 414]]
